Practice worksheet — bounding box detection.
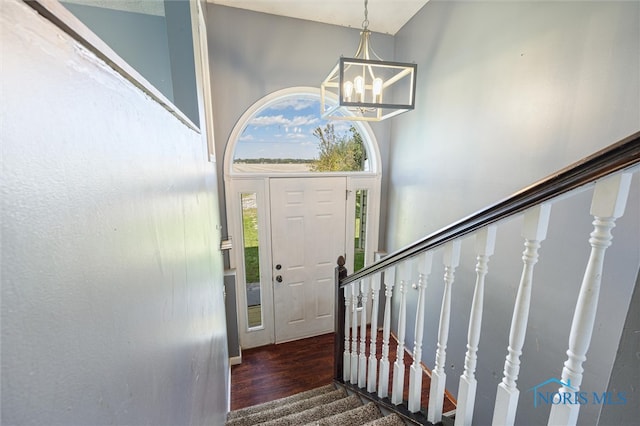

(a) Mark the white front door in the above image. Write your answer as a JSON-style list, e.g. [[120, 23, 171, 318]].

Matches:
[[269, 177, 346, 343]]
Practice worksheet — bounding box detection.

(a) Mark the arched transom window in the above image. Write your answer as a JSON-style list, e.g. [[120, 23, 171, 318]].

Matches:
[[230, 91, 377, 174]]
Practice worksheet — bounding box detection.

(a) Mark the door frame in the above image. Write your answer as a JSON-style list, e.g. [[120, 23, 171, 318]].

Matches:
[[225, 174, 380, 349], [223, 87, 382, 349]]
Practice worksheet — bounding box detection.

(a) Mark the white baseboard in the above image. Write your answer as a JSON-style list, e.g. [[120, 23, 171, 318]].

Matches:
[[227, 365, 231, 413], [229, 347, 242, 366]]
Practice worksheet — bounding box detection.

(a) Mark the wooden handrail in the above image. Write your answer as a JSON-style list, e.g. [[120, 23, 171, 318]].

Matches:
[[340, 130, 640, 287]]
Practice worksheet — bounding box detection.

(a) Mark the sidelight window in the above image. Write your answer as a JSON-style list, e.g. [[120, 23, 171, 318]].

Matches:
[[353, 190, 368, 272], [241, 193, 262, 328]]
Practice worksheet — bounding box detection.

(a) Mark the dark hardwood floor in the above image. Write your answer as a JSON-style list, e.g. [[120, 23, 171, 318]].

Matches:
[[230, 331, 457, 414], [230, 333, 335, 410]]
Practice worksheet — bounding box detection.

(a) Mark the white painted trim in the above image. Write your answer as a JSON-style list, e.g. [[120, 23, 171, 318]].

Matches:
[[224, 87, 384, 348], [229, 353, 242, 366], [27, 0, 199, 132], [347, 175, 382, 271], [190, 0, 217, 161], [227, 365, 232, 414], [227, 178, 275, 349]]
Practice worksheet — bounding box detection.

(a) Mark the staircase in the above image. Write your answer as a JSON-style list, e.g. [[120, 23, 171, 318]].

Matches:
[[333, 134, 639, 426], [227, 134, 639, 426], [226, 383, 409, 425]]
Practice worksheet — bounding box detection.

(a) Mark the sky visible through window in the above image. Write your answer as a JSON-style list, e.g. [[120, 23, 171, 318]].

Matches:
[[233, 97, 354, 162]]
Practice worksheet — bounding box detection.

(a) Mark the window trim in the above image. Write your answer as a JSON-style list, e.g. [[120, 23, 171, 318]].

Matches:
[[224, 87, 383, 179]]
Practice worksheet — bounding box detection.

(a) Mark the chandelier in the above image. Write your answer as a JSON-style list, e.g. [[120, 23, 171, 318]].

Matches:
[[320, 0, 417, 121]]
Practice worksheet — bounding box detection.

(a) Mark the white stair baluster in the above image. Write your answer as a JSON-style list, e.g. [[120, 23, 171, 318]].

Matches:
[[351, 281, 359, 384], [492, 204, 551, 426], [455, 226, 497, 426], [392, 261, 411, 405], [358, 277, 370, 388], [378, 266, 396, 398], [408, 252, 434, 413], [367, 272, 382, 393], [548, 173, 632, 426], [428, 240, 462, 423], [343, 283, 352, 382]]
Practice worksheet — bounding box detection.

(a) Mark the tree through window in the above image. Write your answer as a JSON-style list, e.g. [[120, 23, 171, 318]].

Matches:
[[311, 124, 365, 172]]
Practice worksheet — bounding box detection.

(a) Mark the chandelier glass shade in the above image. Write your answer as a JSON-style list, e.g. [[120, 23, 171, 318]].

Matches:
[[320, 2, 417, 121]]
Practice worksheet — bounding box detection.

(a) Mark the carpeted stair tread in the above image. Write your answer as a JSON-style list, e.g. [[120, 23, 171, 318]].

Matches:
[[363, 413, 407, 425], [303, 401, 383, 426], [226, 388, 346, 426], [260, 394, 363, 426], [226, 383, 336, 421]]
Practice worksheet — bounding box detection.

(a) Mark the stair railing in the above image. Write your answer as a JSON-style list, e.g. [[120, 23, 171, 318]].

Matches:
[[334, 131, 639, 425]]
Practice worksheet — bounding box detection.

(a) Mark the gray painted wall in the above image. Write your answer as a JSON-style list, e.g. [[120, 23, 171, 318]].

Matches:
[[62, 1, 175, 101], [599, 269, 640, 426], [165, 0, 200, 127], [387, 1, 639, 425], [204, 9, 639, 425], [1, 1, 228, 424], [206, 4, 395, 251], [225, 270, 240, 359], [206, 5, 395, 356], [61, 0, 200, 126]]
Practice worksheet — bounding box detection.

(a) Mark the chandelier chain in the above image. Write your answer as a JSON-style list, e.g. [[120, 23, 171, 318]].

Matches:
[[362, 0, 369, 30]]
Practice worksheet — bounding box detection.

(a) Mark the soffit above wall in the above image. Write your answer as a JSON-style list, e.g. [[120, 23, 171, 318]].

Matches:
[[207, 0, 430, 35]]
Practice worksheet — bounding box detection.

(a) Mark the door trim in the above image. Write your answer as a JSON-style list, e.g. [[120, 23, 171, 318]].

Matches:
[[223, 88, 382, 350], [226, 174, 381, 349], [227, 178, 274, 348]]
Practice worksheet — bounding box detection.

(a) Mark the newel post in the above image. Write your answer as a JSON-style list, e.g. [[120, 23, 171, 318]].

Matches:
[[335, 255, 348, 381]]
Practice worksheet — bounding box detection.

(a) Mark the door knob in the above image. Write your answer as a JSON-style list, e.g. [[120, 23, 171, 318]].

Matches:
[[275, 275, 283, 283]]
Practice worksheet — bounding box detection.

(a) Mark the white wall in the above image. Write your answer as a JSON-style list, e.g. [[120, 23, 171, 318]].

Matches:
[[387, 1, 639, 425], [1, 1, 228, 424]]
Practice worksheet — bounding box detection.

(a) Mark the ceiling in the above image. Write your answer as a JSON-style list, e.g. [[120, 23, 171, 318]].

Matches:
[[207, 0, 430, 35], [62, 0, 430, 35], [62, 0, 166, 16]]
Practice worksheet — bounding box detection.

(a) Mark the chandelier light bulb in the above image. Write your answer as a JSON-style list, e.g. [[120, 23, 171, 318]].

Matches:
[[372, 77, 383, 102], [354, 75, 365, 101], [343, 81, 354, 102]]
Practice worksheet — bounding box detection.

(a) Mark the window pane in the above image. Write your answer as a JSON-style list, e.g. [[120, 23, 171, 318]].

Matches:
[[354, 190, 368, 272], [233, 96, 369, 173], [241, 193, 262, 328]]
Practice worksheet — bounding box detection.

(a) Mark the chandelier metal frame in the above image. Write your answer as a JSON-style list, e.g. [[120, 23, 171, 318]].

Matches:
[[320, 0, 417, 121]]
